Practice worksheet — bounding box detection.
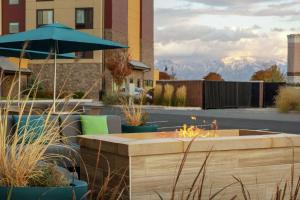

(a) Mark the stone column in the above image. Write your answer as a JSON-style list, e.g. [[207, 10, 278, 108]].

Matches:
[[287, 34, 300, 84]]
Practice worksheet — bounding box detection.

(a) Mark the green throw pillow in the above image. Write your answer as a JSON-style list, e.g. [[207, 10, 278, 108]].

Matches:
[[12, 115, 45, 143], [80, 115, 109, 135]]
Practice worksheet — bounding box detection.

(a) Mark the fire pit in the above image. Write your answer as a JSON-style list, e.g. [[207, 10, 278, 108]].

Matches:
[[79, 130, 300, 199]]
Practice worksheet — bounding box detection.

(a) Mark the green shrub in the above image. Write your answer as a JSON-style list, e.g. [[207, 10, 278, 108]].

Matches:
[[25, 77, 46, 98], [175, 86, 187, 107], [102, 93, 122, 105], [34, 90, 53, 99], [73, 91, 85, 99], [275, 87, 300, 113], [163, 84, 174, 106]]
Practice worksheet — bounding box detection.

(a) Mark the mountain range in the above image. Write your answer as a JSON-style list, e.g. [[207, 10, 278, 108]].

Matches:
[[155, 57, 287, 81]]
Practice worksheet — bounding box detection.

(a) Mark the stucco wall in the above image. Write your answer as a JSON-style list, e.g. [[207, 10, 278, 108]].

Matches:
[[128, 0, 140, 61], [26, 0, 103, 65], [141, 0, 154, 82]]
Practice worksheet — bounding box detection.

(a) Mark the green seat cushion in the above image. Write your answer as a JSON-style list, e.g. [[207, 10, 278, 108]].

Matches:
[[12, 115, 45, 143], [80, 115, 109, 135]]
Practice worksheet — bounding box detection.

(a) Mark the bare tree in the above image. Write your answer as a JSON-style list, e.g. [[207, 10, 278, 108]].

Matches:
[[106, 49, 132, 91]]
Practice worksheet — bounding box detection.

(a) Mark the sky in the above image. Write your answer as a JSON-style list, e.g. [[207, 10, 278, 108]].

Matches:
[[154, 0, 300, 64]]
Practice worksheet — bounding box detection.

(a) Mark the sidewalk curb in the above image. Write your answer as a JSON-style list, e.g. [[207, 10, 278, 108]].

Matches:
[[110, 105, 202, 111]]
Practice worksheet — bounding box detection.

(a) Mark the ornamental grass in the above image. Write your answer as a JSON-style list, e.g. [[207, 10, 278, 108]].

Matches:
[[120, 94, 147, 126], [153, 84, 163, 105], [0, 78, 70, 187], [163, 84, 174, 106], [175, 86, 187, 107], [275, 87, 300, 113]]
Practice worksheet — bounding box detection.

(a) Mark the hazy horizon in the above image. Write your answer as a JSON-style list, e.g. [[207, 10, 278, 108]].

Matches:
[[154, 0, 299, 69]]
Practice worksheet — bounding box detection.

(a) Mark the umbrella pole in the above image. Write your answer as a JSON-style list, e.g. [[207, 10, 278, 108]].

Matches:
[[18, 59, 21, 107], [53, 48, 57, 113]]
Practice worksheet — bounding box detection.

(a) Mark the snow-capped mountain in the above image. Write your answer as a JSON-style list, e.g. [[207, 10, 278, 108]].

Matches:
[[155, 57, 287, 81]]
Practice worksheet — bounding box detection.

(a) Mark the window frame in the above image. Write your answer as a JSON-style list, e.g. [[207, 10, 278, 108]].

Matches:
[[9, 22, 20, 34], [9, 0, 19, 5], [75, 51, 94, 59], [75, 8, 94, 29], [36, 9, 54, 28]]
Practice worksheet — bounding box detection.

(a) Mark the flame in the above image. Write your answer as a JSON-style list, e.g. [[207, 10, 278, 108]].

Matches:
[[178, 124, 218, 138]]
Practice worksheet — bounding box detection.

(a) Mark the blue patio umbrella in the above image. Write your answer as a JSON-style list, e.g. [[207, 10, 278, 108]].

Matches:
[[0, 47, 75, 59], [0, 47, 75, 104], [0, 23, 127, 111]]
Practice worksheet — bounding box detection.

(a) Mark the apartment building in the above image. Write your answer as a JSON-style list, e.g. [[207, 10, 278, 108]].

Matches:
[[0, 0, 154, 99], [0, 0, 29, 97], [288, 34, 300, 84]]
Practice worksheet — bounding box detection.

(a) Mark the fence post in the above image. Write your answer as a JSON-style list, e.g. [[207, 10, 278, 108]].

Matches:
[[259, 81, 264, 108]]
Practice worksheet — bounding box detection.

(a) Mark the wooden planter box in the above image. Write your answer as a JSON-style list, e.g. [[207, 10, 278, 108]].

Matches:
[[79, 130, 300, 199]]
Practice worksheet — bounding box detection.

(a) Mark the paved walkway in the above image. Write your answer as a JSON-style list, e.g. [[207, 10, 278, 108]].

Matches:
[[101, 106, 300, 134], [140, 107, 300, 122]]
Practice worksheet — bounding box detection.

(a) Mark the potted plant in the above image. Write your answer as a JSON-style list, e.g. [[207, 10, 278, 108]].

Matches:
[[121, 95, 158, 133], [0, 85, 88, 200]]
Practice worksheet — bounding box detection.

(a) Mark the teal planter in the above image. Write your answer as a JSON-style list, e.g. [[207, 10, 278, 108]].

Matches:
[[122, 124, 158, 133], [0, 179, 88, 200]]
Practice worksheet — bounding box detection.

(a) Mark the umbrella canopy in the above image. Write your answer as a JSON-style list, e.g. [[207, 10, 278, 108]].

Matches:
[[0, 23, 127, 112], [0, 23, 127, 53], [0, 47, 76, 59], [0, 48, 75, 105]]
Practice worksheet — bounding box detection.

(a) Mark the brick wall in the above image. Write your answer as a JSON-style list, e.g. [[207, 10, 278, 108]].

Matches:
[[1, 0, 26, 35]]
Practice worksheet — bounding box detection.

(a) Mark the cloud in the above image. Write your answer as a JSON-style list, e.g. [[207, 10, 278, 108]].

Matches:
[[156, 24, 258, 43], [155, 0, 300, 19], [154, 0, 290, 71], [272, 28, 285, 32], [155, 33, 286, 63], [185, 0, 280, 7], [251, 25, 262, 30]]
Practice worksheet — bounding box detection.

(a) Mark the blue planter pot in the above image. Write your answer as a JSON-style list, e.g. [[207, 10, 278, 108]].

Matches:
[[0, 179, 88, 200], [122, 124, 158, 133]]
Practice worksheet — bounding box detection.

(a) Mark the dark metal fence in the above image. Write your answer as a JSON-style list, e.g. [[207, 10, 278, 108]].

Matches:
[[263, 82, 285, 107], [203, 81, 253, 109], [156, 80, 285, 109]]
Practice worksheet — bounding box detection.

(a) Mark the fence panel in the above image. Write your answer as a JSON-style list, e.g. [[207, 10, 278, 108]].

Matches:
[[156, 80, 203, 107], [263, 82, 285, 107], [156, 80, 285, 109], [204, 81, 222, 109], [251, 82, 260, 107], [223, 82, 238, 108], [237, 82, 252, 108], [204, 81, 253, 109]]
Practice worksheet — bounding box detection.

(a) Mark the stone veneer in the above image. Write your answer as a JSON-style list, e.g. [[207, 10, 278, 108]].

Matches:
[[29, 63, 102, 100], [1, 74, 28, 97]]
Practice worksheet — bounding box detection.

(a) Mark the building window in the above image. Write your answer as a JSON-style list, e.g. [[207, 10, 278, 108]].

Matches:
[[144, 80, 153, 87], [9, 0, 19, 5], [137, 79, 141, 88], [75, 8, 93, 29], [9, 22, 19, 33], [37, 9, 54, 27], [75, 51, 94, 59]]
